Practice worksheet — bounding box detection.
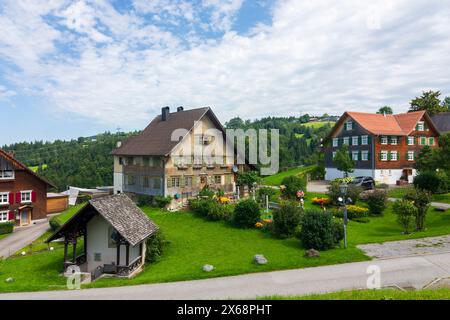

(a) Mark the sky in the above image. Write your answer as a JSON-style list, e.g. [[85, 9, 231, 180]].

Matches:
[[1, 0, 450, 145]]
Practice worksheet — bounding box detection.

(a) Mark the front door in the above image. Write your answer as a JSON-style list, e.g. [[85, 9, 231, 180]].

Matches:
[[20, 209, 31, 226]]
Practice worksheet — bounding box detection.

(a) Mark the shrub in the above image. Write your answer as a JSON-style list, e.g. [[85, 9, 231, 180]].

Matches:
[[198, 186, 215, 198], [436, 171, 450, 193], [327, 181, 362, 205], [257, 187, 278, 203], [311, 197, 331, 206], [392, 200, 417, 234], [404, 188, 431, 231], [310, 165, 325, 180], [0, 221, 15, 235], [333, 205, 369, 220], [49, 216, 62, 232], [154, 196, 172, 208], [137, 195, 154, 207], [366, 189, 388, 216], [272, 203, 303, 238], [189, 198, 216, 217], [232, 199, 261, 228], [413, 171, 441, 194], [281, 175, 307, 199], [297, 209, 342, 250], [145, 230, 167, 263], [207, 203, 234, 221], [332, 221, 345, 244]]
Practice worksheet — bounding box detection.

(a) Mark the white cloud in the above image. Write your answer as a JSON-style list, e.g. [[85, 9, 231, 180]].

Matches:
[[0, 0, 450, 130], [0, 85, 16, 100]]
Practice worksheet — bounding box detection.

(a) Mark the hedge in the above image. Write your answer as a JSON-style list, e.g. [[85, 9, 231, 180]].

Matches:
[[0, 221, 15, 235]]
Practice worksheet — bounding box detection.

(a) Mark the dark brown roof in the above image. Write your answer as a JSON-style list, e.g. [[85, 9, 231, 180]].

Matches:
[[431, 112, 450, 133], [113, 107, 224, 156], [0, 149, 55, 188], [47, 194, 158, 246]]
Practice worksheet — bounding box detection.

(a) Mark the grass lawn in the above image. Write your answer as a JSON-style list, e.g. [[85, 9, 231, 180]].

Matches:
[[1, 201, 450, 293], [0, 233, 11, 241], [262, 165, 316, 186], [265, 288, 450, 300], [388, 186, 450, 204], [302, 121, 335, 128]]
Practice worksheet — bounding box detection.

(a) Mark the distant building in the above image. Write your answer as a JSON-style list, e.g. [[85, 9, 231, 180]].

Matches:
[[431, 112, 450, 134], [324, 111, 440, 184], [112, 107, 246, 208], [0, 149, 54, 226]]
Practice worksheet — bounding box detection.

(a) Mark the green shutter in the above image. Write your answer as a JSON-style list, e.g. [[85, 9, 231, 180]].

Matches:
[[167, 177, 172, 188]]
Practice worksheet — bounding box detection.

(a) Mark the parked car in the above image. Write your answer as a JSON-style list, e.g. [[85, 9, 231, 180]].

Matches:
[[350, 176, 375, 190]]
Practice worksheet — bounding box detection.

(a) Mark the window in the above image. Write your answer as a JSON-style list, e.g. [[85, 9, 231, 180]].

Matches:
[[390, 136, 398, 145], [143, 157, 150, 166], [332, 138, 339, 147], [408, 151, 415, 161], [428, 137, 435, 146], [0, 170, 14, 179], [420, 136, 427, 145], [407, 136, 415, 145], [195, 134, 203, 145], [0, 192, 9, 205], [390, 151, 398, 161], [108, 227, 119, 248], [126, 175, 136, 185], [381, 151, 388, 161], [346, 120, 353, 131], [171, 177, 180, 188], [214, 175, 222, 184], [381, 136, 388, 145], [118, 157, 123, 165], [0, 211, 8, 223], [343, 137, 350, 145], [332, 151, 337, 159], [94, 253, 102, 262], [417, 121, 425, 131], [352, 151, 359, 161], [126, 157, 134, 165], [352, 136, 359, 146], [21, 191, 32, 203], [185, 176, 193, 187], [143, 176, 150, 188], [152, 177, 161, 189], [361, 135, 368, 145], [361, 151, 369, 161]]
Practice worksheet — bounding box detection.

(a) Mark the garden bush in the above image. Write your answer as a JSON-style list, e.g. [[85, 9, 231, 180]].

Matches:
[[297, 209, 343, 250], [257, 187, 278, 203], [198, 186, 215, 198], [232, 199, 261, 228], [145, 230, 167, 263], [207, 203, 234, 221], [281, 175, 307, 199], [189, 198, 217, 217], [137, 195, 154, 207], [0, 221, 14, 235], [333, 205, 369, 220], [272, 202, 303, 238], [392, 200, 417, 234], [327, 181, 362, 205], [310, 165, 325, 180], [154, 196, 172, 208], [404, 188, 431, 231], [414, 171, 441, 194], [365, 189, 388, 216]]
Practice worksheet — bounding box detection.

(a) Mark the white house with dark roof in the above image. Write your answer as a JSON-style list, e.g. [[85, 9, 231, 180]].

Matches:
[[47, 194, 158, 278]]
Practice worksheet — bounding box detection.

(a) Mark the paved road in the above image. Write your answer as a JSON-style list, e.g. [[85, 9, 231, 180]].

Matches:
[[2, 252, 450, 300], [387, 198, 450, 210], [0, 220, 49, 259]]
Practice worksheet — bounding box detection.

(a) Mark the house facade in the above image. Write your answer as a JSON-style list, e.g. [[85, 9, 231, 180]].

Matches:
[[112, 107, 243, 208], [0, 149, 54, 226], [324, 111, 440, 184]]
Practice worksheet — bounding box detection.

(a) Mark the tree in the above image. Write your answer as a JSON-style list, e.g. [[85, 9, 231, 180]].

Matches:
[[392, 200, 417, 234], [442, 97, 450, 110], [333, 145, 354, 177], [236, 171, 260, 188], [281, 175, 307, 199], [404, 189, 431, 231], [415, 146, 438, 172], [376, 106, 393, 115], [272, 203, 303, 238], [409, 90, 447, 115], [225, 117, 245, 129]]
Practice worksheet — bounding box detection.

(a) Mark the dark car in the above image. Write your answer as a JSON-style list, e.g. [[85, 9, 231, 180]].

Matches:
[[350, 176, 375, 190]]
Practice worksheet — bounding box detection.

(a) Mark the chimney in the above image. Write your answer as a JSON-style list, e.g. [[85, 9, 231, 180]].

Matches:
[[177, 106, 184, 112], [161, 106, 170, 121], [116, 141, 122, 148]]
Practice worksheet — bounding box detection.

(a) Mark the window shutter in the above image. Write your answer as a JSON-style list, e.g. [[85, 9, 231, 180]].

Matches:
[[167, 177, 172, 188], [368, 152, 371, 161], [180, 176, 185, 188], [8, 211, 15, 221], [378, 153, 382, 161], [16, 192, 21, 204], [31, 191, 36, 202], [9, 192, 14, 205]]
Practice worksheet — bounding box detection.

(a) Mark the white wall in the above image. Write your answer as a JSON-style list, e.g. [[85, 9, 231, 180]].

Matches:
[[86, 215, 141, 273], [374, 169, 409, 185], [113, 172, 123, 194]]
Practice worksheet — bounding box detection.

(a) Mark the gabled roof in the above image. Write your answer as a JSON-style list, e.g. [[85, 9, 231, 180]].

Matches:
[[47, 194, 158, 246], [431, 112, 450, 134], [0, 149, 55, 188], [112, 107, 225, 156], [329, 110, 435, 138]]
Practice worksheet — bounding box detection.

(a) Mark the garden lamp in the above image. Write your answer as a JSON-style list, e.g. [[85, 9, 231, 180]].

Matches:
[[339, 183, 349, 249], [339, 183, 348, 196]]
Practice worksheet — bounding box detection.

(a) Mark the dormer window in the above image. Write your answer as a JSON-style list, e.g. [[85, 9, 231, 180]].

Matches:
[[417, 121, 425, 131], [346, 120, 353, 131]]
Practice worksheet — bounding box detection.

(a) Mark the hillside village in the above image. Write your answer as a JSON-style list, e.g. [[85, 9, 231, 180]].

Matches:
[[0, 90, 450, 300]]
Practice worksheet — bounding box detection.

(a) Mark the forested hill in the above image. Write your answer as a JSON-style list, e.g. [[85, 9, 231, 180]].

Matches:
[[2, 132, 139, 191], [2, 115, 335, 191]]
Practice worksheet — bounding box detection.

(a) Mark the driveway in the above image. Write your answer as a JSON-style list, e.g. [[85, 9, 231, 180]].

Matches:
[[0, 220, 49, 258], [307, 181, 329, 193], [2, 252, 450, 300], [359, 235, 450, 259]]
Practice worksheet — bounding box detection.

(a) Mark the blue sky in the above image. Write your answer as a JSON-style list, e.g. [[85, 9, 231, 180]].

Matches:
[[1, 0, 450, 146]]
